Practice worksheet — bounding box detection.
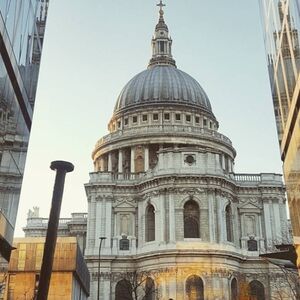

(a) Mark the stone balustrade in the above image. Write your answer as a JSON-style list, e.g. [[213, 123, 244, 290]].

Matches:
[[89, 171, 283, 186], [95, 125, 232, 148]]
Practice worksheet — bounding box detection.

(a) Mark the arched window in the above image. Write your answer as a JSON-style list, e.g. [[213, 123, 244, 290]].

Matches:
[[145, 204, 155, 242], [145, 277, 155, 300], [231, 278, 238, 300], [186, 275, 204, 300], [226, 204, 233, 242], [249, 280, 265, 300], [184, 200, 200, 238], [115, 279, 132, 300]]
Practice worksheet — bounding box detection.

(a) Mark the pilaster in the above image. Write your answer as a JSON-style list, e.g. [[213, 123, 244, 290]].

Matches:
[[108, 152, 112, 172], [131, 147, 135, 172], [144, 145, 149, 171]]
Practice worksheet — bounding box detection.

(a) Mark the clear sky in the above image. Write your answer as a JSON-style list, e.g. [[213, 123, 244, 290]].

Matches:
[[15, 0, 282, 236]]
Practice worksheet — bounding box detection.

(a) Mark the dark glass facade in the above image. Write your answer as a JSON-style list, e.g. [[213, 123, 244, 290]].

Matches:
[[0, 0, 49, 261], [259, 0, 300, 264]]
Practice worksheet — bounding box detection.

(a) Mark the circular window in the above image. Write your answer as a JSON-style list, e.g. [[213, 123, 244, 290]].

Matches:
[[185, 155, 195, 165]]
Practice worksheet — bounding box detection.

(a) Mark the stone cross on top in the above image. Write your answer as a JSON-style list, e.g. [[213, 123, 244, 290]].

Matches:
[[157, 0, 166, 12]]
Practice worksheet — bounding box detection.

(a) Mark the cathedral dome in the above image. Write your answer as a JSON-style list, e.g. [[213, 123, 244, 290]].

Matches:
[[114, 65, 212, 113], [113, 3, 212, 115]]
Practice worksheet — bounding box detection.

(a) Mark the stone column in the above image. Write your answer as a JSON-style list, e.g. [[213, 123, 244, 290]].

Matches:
[[169, 276, 177, 299], [103, 280, 110, 300], [263, 199, 273, 245], [105, 198, 112, 249], [118, 149, 123, 173], [86, 195, 96, 254], [95, 198, 103, 255], [108, 152, 112, 172], [208, 191, 216, 243], [273, 201, 282, 242], [216, 194, 224, 243], [131, 147, 135, 173], [144, 145, 149, 171], [160, 193, 165, 243], [169, 194, 176, 243]]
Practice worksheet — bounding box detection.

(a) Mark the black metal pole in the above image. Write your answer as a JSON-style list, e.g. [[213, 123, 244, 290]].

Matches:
[[36, 161, 74, 300], [97, 237, 106, 300]]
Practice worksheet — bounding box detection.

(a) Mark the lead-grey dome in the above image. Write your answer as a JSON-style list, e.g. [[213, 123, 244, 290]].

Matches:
[[114, 65, 212, 113]]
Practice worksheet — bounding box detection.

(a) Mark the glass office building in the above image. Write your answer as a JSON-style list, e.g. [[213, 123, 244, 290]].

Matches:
[[259, 0, 300, 263], [0, 1, 49, 261]]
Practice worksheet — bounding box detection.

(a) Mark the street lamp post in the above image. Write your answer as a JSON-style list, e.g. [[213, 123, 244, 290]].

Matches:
[[97, 237, 106, 300]]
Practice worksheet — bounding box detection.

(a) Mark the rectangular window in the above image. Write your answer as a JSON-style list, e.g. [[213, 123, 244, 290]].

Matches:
[[142, 114, 148, 121], [203, 119, 207, 126], [117, 121, 121, 128], [175, 113, 181, 121], [164, 113, 170, 120], [160, 41, 165, 52], [124, 118, 128, 125], [195, 116, 200, 124], [153, 113, 159, 121], [210, 122, 212, 129], [132, 116, 137, 123], [186, 115, 191, 122]]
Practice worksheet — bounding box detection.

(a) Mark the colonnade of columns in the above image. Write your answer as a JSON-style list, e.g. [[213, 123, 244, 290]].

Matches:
[[98, 145, 151, 173]]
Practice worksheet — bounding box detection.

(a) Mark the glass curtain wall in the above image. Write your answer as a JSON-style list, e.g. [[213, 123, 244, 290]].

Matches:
[[0, 0, 49, 261], [259, 0, 300, 263]]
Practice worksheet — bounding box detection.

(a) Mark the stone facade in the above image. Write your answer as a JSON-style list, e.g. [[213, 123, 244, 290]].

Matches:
[[23, 209, 87, 255], [83, 3, 295, 300]]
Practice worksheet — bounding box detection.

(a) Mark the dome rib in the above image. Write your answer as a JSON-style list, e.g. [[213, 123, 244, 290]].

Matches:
[[114, 65, 212, 113]]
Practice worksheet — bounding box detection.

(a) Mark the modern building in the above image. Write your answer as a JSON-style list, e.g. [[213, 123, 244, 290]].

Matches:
[[84, 3, 295, 299], [0, 0, 49, 261], [0, 237, 89, 299], [259, 0, 300, 264]]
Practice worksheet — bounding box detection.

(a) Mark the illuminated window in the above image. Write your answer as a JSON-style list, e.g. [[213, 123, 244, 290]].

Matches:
[[226, 204, 233, 242], [249, 280, 265, 300], [184, 200, 200, 238], [145, 204, 155, 242], [186, 275, 204, 300]]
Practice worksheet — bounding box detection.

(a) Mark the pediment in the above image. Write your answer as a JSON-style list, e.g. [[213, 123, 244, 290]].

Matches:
[[114, 197, 137, 209], [238, 200, 261, 210]]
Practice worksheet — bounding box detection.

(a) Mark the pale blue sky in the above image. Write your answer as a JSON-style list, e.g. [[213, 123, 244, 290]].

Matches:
[[15, 0, 282, 235]]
